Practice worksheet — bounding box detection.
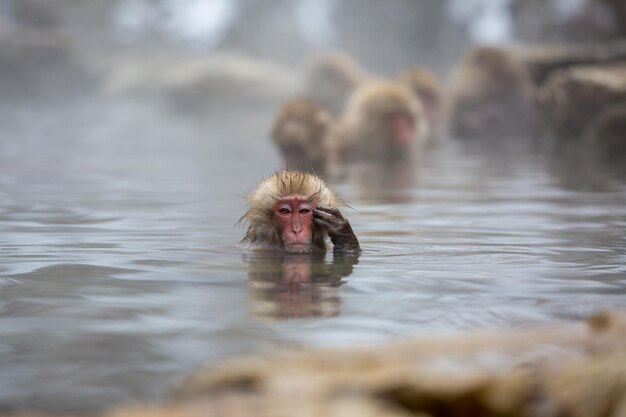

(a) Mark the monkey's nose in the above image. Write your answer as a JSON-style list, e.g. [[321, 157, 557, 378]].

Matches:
[[291, 217, 303, 233]]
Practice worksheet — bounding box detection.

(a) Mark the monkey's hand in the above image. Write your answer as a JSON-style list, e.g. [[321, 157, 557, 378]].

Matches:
[[313, 207, 361, 254]]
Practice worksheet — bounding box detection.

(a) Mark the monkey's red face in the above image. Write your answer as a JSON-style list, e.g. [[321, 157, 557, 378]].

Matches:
[[274, 197, 316, 253], [389, 111, 415, 146], [418, 92, 438, 124]]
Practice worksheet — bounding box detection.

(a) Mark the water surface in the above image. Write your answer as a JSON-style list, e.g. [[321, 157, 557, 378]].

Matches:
[[1, 97, 625, 411]]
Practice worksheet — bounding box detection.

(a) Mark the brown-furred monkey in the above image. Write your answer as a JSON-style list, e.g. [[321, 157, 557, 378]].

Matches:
[[239, 171, 360, 254], [334, 80, 425, 163], [446, 46, 533, 139], [398, 66, 443, 138], [270, 99, 334, 177]]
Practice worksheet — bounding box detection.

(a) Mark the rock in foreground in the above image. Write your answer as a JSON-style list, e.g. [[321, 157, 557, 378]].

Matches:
[[4, 311, 626, 417], [166, 310, 626, 417]]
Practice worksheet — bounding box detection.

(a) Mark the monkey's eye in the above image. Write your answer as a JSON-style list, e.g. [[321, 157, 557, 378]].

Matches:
[[278, 207, 291, 214], [299, 208, 311, 214]]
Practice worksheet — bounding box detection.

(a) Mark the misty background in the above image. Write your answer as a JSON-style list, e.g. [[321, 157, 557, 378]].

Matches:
[[1, 0, 624, 95]]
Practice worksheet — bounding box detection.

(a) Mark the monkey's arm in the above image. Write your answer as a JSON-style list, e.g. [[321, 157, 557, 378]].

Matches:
[[313, 207, 361, 254]]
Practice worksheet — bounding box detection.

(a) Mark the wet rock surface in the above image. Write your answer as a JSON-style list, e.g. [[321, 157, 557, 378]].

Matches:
[[3, 311, 626, 416], [167, 310, 626, 417]]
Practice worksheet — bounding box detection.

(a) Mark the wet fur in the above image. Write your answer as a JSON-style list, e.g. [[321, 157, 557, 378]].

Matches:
[[335, 80, 425, 161], [270, 99, 334, 174], [240, 171, 342, 252], [446, 46, 533, 138], [398, 66, 443, 114], [398, 66, 443, 134]]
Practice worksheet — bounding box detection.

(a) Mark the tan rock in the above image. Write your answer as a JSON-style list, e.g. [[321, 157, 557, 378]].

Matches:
[[4, 311, 626, 417], [173, 310, 626, 417]]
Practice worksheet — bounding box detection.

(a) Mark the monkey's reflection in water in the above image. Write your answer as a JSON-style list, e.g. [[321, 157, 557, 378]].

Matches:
[[246, 253, 358, 320]]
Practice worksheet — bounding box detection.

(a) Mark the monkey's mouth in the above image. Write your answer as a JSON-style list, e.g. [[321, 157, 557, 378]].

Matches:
[[284, 242, 313, 253]]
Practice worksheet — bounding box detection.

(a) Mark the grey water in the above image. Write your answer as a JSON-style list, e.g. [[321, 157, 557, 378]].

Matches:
[[1, 96, 625, 412]]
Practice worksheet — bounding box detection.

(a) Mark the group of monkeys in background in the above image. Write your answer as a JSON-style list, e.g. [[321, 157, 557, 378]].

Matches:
[[272, 51, 442, 177], [239, 51, 444, 256]]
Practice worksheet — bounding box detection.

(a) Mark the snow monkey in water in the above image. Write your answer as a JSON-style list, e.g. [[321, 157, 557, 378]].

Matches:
[[239, 171, 360, 254], [446, 46, 533, 139], [397, 66, 444, 138], [303, 51, 371, 117], [270, 99, 334, 177], [334, 80, 426, 162]]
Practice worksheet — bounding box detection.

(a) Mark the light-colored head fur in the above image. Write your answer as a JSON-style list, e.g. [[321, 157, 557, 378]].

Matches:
[[398, 67, 443, 103], [240, 171, 341, 250], [345, 80, 420, 120], [339, 80, 426, 157], [270, 99, 334, 173]]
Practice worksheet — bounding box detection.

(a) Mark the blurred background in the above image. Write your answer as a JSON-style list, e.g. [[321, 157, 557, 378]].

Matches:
[[1, 0, 625, 91]]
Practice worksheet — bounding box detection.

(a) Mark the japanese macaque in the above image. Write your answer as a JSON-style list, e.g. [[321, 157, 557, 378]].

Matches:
[[239, 171, 360, 254], [334, 80, 425, 162], [545, 104, 626, 191], [536, 63, 626, 147], [583, 104, 626, 164], [398, 66, 444, 136], [302, 51, 371, 116], [270, 99, 334, 176], [446, 46, 534, 139], [603, 0, 626, 36]]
